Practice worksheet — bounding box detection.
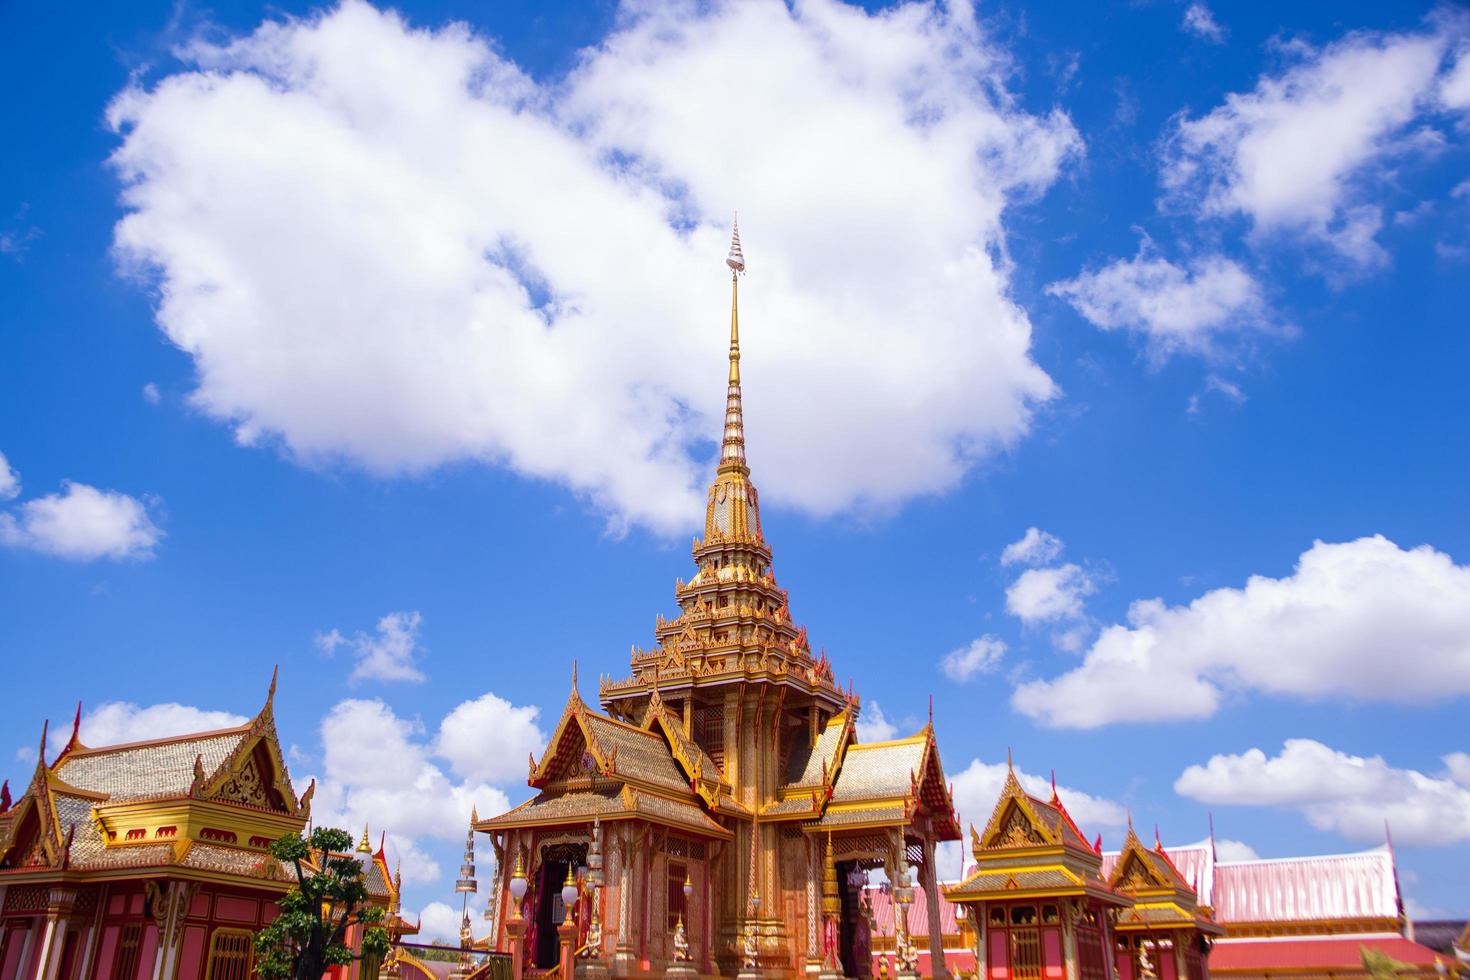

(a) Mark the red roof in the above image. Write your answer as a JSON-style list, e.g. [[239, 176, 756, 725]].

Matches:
[[1210, 936, 1446, 972]]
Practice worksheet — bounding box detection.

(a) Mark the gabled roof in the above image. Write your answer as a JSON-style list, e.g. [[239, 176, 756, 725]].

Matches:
[[529, 686, 689, 797], [0, 672, 317, 879], [644, 702, 727, 807], [973, 767, 1094, 855], [1108, 824, 1221, 935], [785, 709, 852, 789], [947, 763, 1123, 905], [1212, 846, 1401, 924], [477, 784, 731, 839]]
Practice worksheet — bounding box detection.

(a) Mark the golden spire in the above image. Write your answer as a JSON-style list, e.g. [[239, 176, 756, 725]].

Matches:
[[358, 823, 373, 853], [719, 216, 748, 477]]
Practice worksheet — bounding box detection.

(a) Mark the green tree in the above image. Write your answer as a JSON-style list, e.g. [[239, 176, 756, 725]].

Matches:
[[1360, 946, 1409, 980], [253, 828, 391, 980]]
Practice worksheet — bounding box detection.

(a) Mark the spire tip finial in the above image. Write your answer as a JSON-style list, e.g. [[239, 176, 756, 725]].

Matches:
[[726, 214, 745, 274]]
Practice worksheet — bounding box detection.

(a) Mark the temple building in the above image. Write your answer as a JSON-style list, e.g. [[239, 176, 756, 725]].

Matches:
[[1102, 836, 1454, 980], [476, 225, 961, 979], [0, 675, 398, 980], [944, 765, 1218, 980]]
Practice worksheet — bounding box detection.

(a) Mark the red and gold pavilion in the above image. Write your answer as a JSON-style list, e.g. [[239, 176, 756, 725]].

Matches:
[[476, 225, 961, 980], [0, 674, 398, 980]]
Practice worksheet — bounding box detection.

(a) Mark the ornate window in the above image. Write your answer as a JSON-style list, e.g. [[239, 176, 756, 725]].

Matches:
[[110, 924, 143, 980], [205, 928, 255, 980]]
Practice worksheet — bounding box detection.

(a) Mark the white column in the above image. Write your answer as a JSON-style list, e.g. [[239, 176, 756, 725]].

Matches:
[[31, 916, 58, 980]]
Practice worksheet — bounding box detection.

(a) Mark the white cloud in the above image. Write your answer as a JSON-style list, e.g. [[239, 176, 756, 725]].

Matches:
[[1049, 249, 1276, 359], [141, 382, 161, 405], [106, 0, 1077, 535], [1001, 527, 1064, 567], [856, 701, 899, 742], [1006, 563, 1095, 623], [0, 452, 19, 500], [1175, 739, 1470, 846], [309, 699, 511, 862], [1162, 25, 1460, 266], [1441, 47, 1470, 109], [434, 692, 546, 784], [949, 758, 1126, 837], [1013, 535, 1470, 728], [0, 481, 162, 561], [1214, 838, 1260, 862], [1443, 751, 1470, 786], [416, 901, 463, 944], [322, 611, 428, 685], [80, 701, 249, 747], [1182, 4, 1225, 44], [940, 635, 1006, 682]]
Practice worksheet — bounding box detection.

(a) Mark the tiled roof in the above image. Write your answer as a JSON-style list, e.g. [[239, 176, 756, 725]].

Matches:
[[479, 786, 727, 837], [866, 885, 963, 936], [1209, 936, 1444, 972], [581, 714, 689, 795], [1117, 905, 1197, 927], [53, 730, 248, 802], [830, 739, 925, 804], [785, 713, 848, 787], [652, 708, 725, 786], [1212, 848, 1400, 923], [816, 804, 908, 828], [947, 867, 1082, 897]]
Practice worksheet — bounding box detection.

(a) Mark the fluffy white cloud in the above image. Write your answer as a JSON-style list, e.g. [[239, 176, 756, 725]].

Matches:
[[0, 481, 162, 561], [1001, 527, 1064, 567], [141, 382, 161, 405], [416, 902, 463, 945], [856, 701, 899, 742], [949, 758, 1126, 836], [309, 699, 511, 863], [41, 701, 250, 760], [107, 0, 1076, 534], [1162, 25, 1461, 265], [81, 701, 249, 746], [1213, 838, 1260, 862], [1006, 563, 1095, 623], [1013, 535, 1470, 728], [1182, 4, 1225, 44], [1049, 249, 1276, 359], [1445, 751, 1470, 786], [1441, 47, 1470, 109], [434, 692, 547, 784], [939, 635, 1006, 682], [0, 452, 18, 500], [320, 611, 428, 684], [1175, 740, 1470, 846]]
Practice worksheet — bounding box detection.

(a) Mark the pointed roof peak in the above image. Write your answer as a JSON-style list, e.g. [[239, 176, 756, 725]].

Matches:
[[726, 214, 745, 274]]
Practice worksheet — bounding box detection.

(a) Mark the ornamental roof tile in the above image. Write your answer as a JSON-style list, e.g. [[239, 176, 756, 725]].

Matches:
[[53, 730, 249, 802], [830, 739, 925, 804], [815, 804, 908, 828], [478, 786, 727, 838], [785, 712, 849, 788], [947, 868, 1083, 897], [580, 714, 689, 795]]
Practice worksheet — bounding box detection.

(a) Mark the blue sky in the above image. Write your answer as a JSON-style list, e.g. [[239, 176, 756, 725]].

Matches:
[[2, 0, 1468, 936]]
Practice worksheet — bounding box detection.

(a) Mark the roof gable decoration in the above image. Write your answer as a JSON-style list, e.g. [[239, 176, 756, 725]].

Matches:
[[645, 705, 727, 808], [1111, 824, 1172, 893], [528, 673, 626, 789], [190, 669, 307, 817], [0, 722, 104, 870], [975, 767, 1057, 857], [910, 723, 960, 838]]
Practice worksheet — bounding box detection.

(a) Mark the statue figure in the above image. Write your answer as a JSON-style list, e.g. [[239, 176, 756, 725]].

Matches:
[[1139, 943, 1158, 980], [742, 921, 760, 970], [672, 914, 690, 962]]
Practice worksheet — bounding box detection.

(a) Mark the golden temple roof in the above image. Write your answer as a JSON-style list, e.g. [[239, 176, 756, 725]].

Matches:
[[53, 728, 250, 802]]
